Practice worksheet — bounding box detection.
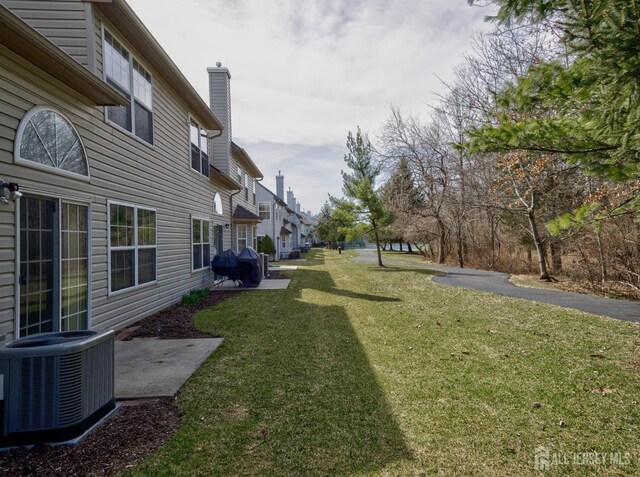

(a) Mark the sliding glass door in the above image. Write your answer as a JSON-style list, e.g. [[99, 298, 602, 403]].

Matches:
[[19, 196, 89, 337]]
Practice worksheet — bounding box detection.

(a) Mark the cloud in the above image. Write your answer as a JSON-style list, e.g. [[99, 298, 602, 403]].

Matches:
[[126, 0, 496, 212], [128, 0, 494, 145]]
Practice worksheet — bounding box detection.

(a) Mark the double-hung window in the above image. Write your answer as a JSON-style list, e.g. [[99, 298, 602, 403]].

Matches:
[[104, 30, 153, 144], [237, 224, 247, 251], [190, 121, 209, 177], [192, 218, 210, 270], [109, 202, 156, 293], [258, 202, 271, 220], [244, 174, 249, 201]]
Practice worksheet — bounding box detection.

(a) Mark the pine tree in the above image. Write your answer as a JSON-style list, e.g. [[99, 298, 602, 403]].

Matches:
[[468, 0, 640, 195], [341, 127, 389, 267]]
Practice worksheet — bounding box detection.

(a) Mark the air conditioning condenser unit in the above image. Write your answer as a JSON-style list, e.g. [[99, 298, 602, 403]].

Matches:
[[0, 330, 115, 447]]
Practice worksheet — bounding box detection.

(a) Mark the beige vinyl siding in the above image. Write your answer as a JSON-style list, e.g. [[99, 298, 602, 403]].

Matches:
[[1, 0, 89, 66], [232, 157, 259, 214], [0, 31, 230, 341], [94, 12, 103, 77], [0, 204, 15, 341], [230, 149, 260, 253]]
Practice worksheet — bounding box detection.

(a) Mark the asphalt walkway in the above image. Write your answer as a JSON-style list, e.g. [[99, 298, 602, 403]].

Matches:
[[352, 249, 640, 323]]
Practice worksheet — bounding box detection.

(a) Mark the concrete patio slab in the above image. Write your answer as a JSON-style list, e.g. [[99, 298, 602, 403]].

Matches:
[[211, 279, 291, 291], [114, 338, 223, 399]]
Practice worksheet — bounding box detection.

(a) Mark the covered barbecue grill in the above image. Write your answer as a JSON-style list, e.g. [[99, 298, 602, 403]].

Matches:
[[211, 249, 241, 283], [237, 247, 262, 287]]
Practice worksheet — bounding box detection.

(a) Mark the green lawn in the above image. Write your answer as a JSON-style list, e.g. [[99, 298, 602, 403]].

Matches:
[[125, 249, 640, 476], [380, 250, 440, 266]]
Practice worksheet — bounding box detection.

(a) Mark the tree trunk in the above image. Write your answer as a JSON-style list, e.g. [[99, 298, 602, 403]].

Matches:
[[550, 240, 562, 273], [489, 212, 497, 268], [399, 242, 403, 252], [527, 209, 550, 280], [437, 218, 446, 264], [406, 242, 413, 253], [456, 222, 464, 268], [372, 223, 384, 267]]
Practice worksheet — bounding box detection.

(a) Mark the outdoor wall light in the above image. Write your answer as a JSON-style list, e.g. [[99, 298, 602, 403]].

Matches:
[[225, 223, 230, 229], [0, 180, 21, 205]]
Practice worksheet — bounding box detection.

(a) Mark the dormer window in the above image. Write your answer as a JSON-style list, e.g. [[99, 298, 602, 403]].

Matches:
[[103, 30, 153, 145], [190, 120, 209, 177]]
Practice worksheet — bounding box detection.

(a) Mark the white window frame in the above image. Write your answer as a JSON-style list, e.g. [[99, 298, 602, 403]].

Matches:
[[237, 224, 248, 251], [107, 200, 157, 295], [14, 106, 91, 182], [191, 216, 211, 272], [59, 200, 92, 333], [258, 202, 271, 220], [102, 26, 154, 146]]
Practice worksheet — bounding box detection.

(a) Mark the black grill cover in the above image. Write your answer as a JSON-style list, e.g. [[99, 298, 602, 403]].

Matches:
[[237, 247, 262, 287], [211, 249, 241, 281]]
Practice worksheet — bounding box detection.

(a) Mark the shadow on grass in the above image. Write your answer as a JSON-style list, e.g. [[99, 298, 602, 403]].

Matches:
[[323, 286, 401, 302], [131, 249, 411, 476], [371, 267, 441, 277]]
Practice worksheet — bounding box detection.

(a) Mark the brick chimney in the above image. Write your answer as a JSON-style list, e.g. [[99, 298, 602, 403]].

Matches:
[[207, 62, 231, 174]]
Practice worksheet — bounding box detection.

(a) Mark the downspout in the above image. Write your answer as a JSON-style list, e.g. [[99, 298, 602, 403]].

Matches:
[[206, 128, 224, 252], [254, 175, 264, 253], [230, 187, 241, 246], [273, 200, 278, 261]]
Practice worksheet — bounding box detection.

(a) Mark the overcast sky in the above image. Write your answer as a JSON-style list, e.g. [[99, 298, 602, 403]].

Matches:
[[127, 0, 496, 213]]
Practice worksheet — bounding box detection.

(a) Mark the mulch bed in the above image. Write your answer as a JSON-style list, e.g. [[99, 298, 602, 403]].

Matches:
[[0, 399, 181, 477], [2, 271, 289, 476], [267, 270, 287, 279], [122, 290, 239, 340]]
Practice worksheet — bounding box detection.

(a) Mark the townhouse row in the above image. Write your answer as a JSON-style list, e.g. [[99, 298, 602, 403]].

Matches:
[[0, 0, 264, 342], [256, 173, 316, 260]]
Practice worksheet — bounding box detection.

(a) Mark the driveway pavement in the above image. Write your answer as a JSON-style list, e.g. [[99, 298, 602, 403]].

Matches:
[[352, 250, 640, 323]]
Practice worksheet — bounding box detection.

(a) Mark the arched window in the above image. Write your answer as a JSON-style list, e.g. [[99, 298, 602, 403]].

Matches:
[[213, 193, 223, 215], [15, 107, 89, 179]]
